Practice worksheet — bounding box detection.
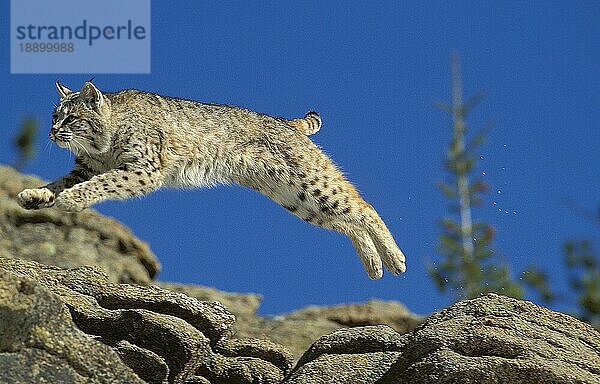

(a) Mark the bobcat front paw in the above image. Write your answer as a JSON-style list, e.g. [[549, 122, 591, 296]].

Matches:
[[17, 188, 55, 210], [54, 193, 87, 212]]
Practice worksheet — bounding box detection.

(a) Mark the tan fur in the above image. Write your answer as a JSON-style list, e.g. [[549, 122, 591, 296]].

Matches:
[[17, 81, 406, 278]]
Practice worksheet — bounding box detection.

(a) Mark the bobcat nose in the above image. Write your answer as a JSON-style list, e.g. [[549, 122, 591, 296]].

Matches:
[[50, 126, 73, 143], [50, 125, 63, 141]]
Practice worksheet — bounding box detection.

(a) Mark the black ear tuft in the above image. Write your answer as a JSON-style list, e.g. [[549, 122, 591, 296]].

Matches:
[[56, 81, 73, 99]]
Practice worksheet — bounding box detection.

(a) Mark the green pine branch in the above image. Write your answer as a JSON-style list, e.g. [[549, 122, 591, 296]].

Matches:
[[428, 51, 540, 302]]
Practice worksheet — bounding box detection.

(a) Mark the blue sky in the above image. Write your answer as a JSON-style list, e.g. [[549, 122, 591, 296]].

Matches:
[[2, 1, 599, 316]]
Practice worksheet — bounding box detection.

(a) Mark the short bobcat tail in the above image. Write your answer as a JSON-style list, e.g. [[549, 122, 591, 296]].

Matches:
[[287, 111, 322, 135]]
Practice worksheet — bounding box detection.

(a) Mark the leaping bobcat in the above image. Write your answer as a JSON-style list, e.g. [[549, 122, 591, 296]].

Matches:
[[17, 81, 406, 279]]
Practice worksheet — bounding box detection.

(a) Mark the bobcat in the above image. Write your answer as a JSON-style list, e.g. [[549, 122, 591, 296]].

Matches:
[[17, 81, 406, 279]]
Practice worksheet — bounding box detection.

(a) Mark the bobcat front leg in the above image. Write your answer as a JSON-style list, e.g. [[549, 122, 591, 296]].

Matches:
[[54, 167, 163, 212], [18, 164, 93, 210]]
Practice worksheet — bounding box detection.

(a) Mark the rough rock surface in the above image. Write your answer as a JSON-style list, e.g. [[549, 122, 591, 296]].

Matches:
[[283, 299, 421, 336], [2, 166, 599, 383], [0, 165, 159, 284], [286, 294, 600, 384], [146, 283, 423, 361], [0, 258, 292, 383], [0, 166, 422, 359], [284, 326, 404, 383], [234, 300, 422, 360], [0, 266, 144, 384], [158, 282, 262, 320], [2, 257, 598, 383]]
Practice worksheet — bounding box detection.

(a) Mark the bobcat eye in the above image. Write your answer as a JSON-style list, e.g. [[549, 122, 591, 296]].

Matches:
[[63, 115, 76, 125]]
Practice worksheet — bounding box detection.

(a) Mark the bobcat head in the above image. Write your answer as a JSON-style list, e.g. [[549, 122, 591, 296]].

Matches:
[[51, 81, 113, 155]]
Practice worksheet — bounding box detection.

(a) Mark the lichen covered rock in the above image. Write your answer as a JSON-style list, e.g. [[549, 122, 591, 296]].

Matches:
[[0, 165, 159, 284], [0, 258, 292, 383], [286, 294, 600, 384]]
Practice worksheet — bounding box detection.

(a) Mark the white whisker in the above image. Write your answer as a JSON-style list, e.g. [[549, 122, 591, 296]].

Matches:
[[72, 137, 91, 158], [72, 141, 80, 157], [66, 142, 73, 163], [43, 140, 51, 156]]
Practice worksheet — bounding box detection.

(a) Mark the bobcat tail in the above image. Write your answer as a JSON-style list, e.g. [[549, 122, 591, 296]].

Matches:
[[287, 111, 322, 135]]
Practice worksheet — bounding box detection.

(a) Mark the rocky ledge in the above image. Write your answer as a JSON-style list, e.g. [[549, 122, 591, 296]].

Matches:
[[1, 165, 599, 383], [1, 258, 598, 383], [0, 258, 291, 383], [0, 165, 159, 284]]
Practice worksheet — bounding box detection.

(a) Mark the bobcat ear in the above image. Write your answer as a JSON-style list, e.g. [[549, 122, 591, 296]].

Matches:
[[55, 81, 73, 99], [80, 81, 104, 110]]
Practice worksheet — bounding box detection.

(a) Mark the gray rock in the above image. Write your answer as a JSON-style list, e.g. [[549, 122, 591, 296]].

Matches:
[[196, 354, 284, 384], [285, 326, 403, 383], [284, 299, 423, 335], [159, 282, 262, 320], [0, 258, 292, 383], [236, 300, 422, 361], [216, 338, 294, 375], [0, 165, 160, 284], [108, 339, 170, 383], [287, 294, 600, 384], [3, 166, 599, 383], [294, 325, 405, 369], [381, 293, 600, 383], [158, 282, 422, 363], [234, 316, 343, 362], [0, 267, 144, 384], [286, 352, 401, 384]]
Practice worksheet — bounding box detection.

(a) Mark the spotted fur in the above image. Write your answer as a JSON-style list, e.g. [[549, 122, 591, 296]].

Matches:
[[17, 81, 406, 279]]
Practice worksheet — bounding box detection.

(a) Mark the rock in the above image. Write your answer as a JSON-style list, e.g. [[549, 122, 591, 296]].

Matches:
[[284, 299, 422, 335], [381, 293, 600, 383], [0, 258, 293, 383], [286, 294, 600, 384], [0, 165, 160, 284], [294, 325, 405, 369], [156, 287, 422, 363], [235, 300, 421, 361], [216, 338, 293, 375], [233, 317, 343, 362], [284, 326, 404, 383], [0, 166, 421, 362], [0, 266, 144, 384], [196, 354, 284, 384], [159, 282, 262, 320], [286, 352, 401, 384], [3, 166, 599, 383]]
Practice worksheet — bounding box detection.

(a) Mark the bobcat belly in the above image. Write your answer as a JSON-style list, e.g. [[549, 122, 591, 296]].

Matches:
[[164, 159, 229, 188]]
